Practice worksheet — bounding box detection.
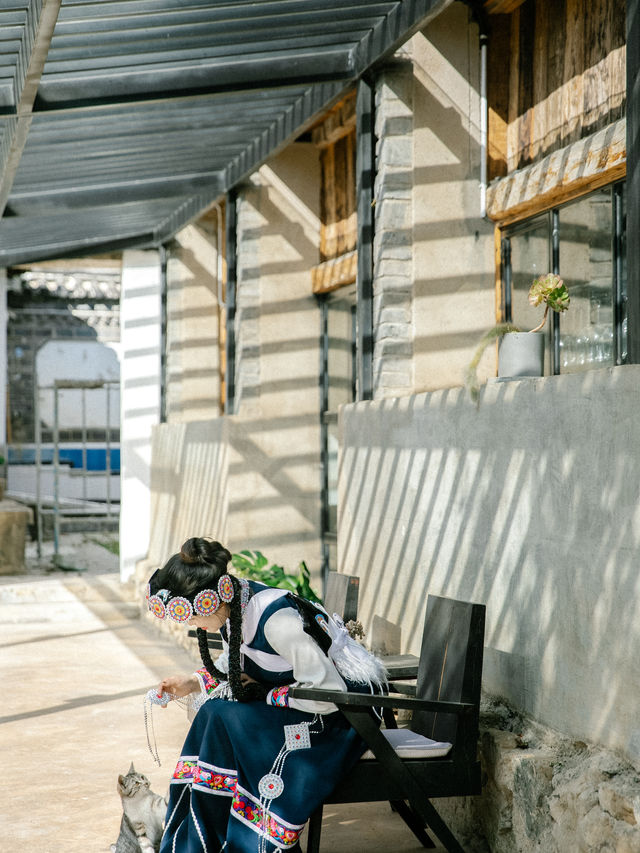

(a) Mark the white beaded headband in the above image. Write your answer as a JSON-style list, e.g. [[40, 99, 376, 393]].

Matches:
[[146, 573, 235, 623]]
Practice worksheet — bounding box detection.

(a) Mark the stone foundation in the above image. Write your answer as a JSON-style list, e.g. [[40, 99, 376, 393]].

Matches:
[[437, 699, 640, 852], [0, 498, 33, 573]]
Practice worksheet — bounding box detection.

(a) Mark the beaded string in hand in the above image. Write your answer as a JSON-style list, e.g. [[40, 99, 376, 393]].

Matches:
[[143, 688, 190, 767]]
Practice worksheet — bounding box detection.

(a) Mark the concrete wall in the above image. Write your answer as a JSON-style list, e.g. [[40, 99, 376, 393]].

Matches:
[[338, 366, 640, 761], [410, 7, 496, 392], [120, 249, 162, 581]]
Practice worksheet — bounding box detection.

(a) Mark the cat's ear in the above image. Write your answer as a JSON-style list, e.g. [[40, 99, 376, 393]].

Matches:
[[128, 762, 136, 774]]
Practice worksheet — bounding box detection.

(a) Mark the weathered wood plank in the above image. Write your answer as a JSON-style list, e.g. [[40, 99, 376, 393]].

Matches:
[[502, 0, 626, 171], [487, 14, 510, 179], [487, 118, 626, 226], [311, 91, 357, 149], [484, 0, 527, 13], [311, 251, 357, 294], [321, 143, 337, 261]]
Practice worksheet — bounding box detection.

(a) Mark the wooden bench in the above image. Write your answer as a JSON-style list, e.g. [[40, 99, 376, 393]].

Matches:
[[290, 594, 486, 853]]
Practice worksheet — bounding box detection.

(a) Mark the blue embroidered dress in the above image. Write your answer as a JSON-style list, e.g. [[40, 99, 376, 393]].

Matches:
[[160, 582, 375, 853]]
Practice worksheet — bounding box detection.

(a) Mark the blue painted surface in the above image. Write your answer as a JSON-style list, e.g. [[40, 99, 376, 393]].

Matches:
[[8, 446, 121, 472]]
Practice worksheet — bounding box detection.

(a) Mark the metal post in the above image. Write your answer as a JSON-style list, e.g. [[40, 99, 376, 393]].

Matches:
[[551, 210, 560, 374], [105, 381, 112, 517], [613, 183, 627, 365], [34, 381, 42, 560], [356, 76, 375, 401], [626, 0, 640, 362], [225, 189, 238, 415], [81, 386, 87, 502], [53, 384, 60, 561]]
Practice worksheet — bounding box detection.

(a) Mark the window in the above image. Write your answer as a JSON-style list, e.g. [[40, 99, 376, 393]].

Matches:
[[501, 183, 627, 373]]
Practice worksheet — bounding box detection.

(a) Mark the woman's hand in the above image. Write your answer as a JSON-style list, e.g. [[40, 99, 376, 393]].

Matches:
[[158, 673, 199, 702], [240, 673, 258, 686]]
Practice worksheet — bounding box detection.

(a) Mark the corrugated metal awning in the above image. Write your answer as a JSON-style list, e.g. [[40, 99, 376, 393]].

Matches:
[[0, 0, 450, 266]]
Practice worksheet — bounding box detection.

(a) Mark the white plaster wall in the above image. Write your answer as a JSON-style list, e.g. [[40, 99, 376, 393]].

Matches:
[[120, 250, 161, 581], [226, 144, 325, 576], [339, 366, 640, 761], [409, 7, 496, 392], [165, 219, 222, 422]]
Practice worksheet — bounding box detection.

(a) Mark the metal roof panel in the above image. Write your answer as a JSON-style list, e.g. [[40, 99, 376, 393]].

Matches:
[[0, 0, 452, 265]]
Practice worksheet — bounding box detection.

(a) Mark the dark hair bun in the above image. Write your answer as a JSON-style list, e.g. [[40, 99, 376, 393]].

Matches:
[[179, 537, 231, 570]]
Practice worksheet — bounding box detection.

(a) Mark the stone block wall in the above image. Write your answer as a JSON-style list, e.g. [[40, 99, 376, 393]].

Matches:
[[373, 59, 415, 399], [437, 699, 640, 853], [235, 185, 263, 416]]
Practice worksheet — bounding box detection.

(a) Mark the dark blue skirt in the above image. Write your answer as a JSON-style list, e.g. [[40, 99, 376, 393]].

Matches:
[[159, 698, 366, 853]]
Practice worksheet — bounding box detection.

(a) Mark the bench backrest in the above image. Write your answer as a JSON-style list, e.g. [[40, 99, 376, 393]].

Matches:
[[324, 572, 359, 622], [411, 595, 485, 756]]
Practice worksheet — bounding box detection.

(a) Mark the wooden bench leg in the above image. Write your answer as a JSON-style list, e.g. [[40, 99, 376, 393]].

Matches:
[[305, 804, 323, 853], [390, 800, 436, 848]]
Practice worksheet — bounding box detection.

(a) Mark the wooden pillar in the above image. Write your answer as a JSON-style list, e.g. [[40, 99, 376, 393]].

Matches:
[[627, 0, 640, 362], [356, 78, 374, 401]]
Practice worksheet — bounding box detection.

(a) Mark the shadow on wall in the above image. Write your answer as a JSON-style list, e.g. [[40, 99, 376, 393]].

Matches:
[[145, 413, 323, 584], [338, 366, 640, 761]]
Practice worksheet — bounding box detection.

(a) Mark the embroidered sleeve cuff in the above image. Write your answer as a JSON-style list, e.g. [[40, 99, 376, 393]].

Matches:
[[267, 685, 290, 707], [194, 668, 221, 694]]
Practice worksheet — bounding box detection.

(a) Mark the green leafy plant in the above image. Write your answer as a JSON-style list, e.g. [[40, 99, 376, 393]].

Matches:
[[465, 273, 570, 402], [231, 550, 322, 604]]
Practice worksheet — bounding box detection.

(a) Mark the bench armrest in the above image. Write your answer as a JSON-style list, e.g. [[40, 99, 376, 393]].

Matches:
[[288, 686, 473, 715]]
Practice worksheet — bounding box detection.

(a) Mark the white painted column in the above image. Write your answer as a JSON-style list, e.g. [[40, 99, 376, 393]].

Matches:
[[119, 250, 162, 581]]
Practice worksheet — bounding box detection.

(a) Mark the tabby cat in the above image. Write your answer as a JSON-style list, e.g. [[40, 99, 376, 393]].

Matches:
[[111, 764, 167, 853]]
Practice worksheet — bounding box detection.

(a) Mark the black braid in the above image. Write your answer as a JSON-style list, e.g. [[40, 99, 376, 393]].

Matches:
[[149, 536, 267, 701], [227, 576, 269, 703], [197, 627, 228, 683]]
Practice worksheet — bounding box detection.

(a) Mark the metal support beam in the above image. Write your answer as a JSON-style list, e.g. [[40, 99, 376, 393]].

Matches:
[[0, 0, 61, 216], [225, 190, 238, 415], [627, 0, 640, 362], [356, 78, 375, 401]]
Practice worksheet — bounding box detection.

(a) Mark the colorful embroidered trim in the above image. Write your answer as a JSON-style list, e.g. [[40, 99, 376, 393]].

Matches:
[[232, 789, 302, 848], [173, 759, 198, 782], [193, 766, 237, 796], [196, 667, 221, 694], [269, 685, 290, 707]]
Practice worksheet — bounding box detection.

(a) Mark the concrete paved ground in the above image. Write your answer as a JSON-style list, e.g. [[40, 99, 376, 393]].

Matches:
[[0, 534, 445, 853]]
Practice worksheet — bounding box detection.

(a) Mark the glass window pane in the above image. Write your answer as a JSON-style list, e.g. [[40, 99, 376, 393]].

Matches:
[[327, 291, 356, 411], [558, 188, 614, 373], [509, 215, 552, 372]]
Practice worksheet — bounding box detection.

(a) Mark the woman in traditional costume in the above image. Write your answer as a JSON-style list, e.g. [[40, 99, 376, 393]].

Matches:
[[146, 537, 386, 853]]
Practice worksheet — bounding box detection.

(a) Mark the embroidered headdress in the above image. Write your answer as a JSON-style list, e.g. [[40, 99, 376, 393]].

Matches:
[[146, 570, 236, 623]]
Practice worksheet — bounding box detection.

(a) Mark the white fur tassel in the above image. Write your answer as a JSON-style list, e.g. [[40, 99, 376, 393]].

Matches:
[[326, 614, 387, 689]]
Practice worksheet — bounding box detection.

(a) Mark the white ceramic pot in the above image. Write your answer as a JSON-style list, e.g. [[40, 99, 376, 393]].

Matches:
[[498, 332, 545, 378]]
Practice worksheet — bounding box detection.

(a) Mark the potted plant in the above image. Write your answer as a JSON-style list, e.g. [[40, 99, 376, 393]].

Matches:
[[465, 273, 570, 401]]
